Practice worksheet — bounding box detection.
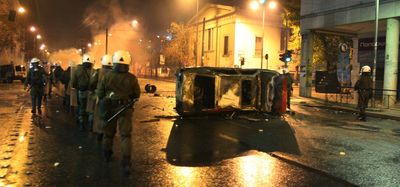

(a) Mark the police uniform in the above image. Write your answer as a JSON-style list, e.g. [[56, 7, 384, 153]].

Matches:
[[97, 50, 140, 174], [25, 58, 47, 114], [90, 55, 113, 138], [71, 54, 94, 131], [354, 66, 373, 121]]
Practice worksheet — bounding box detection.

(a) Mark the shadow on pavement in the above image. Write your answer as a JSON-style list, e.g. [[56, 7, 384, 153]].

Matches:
[[166, 115, 300, 166]]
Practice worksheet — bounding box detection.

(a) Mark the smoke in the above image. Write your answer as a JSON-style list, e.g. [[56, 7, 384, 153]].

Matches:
[[48, 49, 81, 69], [82, 0, 149, 73]]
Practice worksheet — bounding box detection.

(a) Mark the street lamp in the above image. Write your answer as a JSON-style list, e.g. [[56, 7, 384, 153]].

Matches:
[[131, 19, 139, 28], [40, 44, 45, 50], [30, 26, 36, 32], [18, 7, 26, 14], [249, 0, 278, 69], [250, 1, 260, 10], [36, 34, 42, 39]]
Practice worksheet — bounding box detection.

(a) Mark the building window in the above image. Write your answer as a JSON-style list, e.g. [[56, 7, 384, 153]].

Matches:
[[223, 36, 229, 56], [255, 37, 262, 56], [206, 28, 213, 51]]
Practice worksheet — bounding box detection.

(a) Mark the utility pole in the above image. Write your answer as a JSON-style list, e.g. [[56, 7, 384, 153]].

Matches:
[[201, 17, 205, 67], [105, 27, 109, 54], [195, 0, 199, 67], [372, 0, 379, 106]]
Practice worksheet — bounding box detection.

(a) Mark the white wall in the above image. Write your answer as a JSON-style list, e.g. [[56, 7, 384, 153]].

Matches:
[[234, 20, 282, 70]]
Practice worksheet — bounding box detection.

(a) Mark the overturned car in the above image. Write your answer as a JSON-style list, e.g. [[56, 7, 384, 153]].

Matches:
[[175, 67, 288, 116]]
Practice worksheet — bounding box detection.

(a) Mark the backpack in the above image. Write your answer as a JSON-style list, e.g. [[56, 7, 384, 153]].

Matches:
[[30, 68, 45, 87]]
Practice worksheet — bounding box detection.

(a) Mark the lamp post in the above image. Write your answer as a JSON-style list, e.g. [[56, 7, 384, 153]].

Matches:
[[250, 0, 277, 69], [195, 0, 199, 67], [372, 0, 379, 106]]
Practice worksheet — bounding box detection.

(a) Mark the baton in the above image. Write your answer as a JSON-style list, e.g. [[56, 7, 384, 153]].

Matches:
[[105, 98, 138, 124]]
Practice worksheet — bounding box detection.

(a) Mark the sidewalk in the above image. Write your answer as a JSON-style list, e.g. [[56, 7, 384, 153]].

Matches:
[[291, 86, 400, 121]]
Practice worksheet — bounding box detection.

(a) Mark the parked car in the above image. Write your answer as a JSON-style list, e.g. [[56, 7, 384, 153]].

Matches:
[[0, 64, 27, 83]]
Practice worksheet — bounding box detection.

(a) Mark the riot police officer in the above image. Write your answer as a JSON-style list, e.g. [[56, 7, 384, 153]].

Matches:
[[98, 50, 140, 175], [354, 65, 373, 121], [72, 53, 94, 131], [90, 54, 113, 140], [25, 58, 47, 115]]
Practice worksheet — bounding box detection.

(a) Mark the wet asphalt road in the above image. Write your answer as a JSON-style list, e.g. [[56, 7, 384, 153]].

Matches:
[[0, 80, 399, 186]]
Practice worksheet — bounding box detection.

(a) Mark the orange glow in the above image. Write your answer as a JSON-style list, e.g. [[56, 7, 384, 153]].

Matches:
[[250, 1, 260, 10], [268, 1, 277, 9]]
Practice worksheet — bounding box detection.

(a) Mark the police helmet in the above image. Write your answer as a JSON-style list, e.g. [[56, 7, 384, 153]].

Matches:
[[112, 50, 131, 65], [101, 54, 112, 66], [82, 53, 92, 64], [361, 65, 371, 73], [30, 57, 40, 64]]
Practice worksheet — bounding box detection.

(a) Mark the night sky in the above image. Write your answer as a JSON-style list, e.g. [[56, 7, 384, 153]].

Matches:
[[24, 0, 240, 50]]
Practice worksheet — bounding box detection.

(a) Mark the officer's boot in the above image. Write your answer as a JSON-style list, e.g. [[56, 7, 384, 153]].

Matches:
[[103, 150, 113, 162], [121, 156, 131, 176]]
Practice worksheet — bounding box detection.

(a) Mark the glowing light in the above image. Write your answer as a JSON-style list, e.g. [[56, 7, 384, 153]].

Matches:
[[18, 7, 26, 13], [87, 43, 92, 48], [157, 35, 160, 39], [131, 19, 139, 28], [30, 26, 36, 32], [19, 135, 25, 142], [259, 0, 266, 4], [36, 34, 42, 39], [40, 44, 46, 50], [250, 1, 260, 10], [268, 1, 277, 9]]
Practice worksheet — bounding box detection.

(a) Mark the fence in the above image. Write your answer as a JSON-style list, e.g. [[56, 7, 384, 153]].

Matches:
[[322, 87, 399, 109]]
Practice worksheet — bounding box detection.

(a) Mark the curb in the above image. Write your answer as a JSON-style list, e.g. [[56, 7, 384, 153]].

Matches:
[[294, 96, 400, 121]]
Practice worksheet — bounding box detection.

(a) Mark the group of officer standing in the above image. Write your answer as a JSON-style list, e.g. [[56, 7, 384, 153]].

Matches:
[[24, 50, 141, 175]]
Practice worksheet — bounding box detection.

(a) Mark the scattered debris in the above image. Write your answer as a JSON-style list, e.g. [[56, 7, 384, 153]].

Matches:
[[56, 110, 60, 113], [78, 146, 82, 149], [160, 148, 166, 152], [153, 93, 161, 97], [45, 126, 52, 129], [145, 84, 157, 93], [25, 171, 32, 175], [339, 151, 346, 156], [140, 119, 160, 123], [154, 115, 179, 119], [238, 115, 262, 122], [54, 162, 60, 167], [258, 129, 264, 132]]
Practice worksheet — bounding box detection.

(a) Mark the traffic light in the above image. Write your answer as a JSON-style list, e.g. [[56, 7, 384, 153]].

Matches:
[[285, 50, 293, 63], [279, 50, 293, 63], [279, 53, 285, 62]]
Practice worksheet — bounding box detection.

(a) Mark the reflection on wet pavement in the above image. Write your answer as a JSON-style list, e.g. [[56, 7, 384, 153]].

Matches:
[[0, 83, 357, 186]]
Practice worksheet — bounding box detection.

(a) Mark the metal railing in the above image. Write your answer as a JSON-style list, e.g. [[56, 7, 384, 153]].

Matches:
[[322, 87, 399, 109]]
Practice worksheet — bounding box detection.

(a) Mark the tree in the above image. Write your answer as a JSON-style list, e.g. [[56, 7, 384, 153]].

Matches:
[[313, 33, 350, 71], [162, 22, 193, 70], [0, 21, 16, 53], [283, 0, 301, 69]]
